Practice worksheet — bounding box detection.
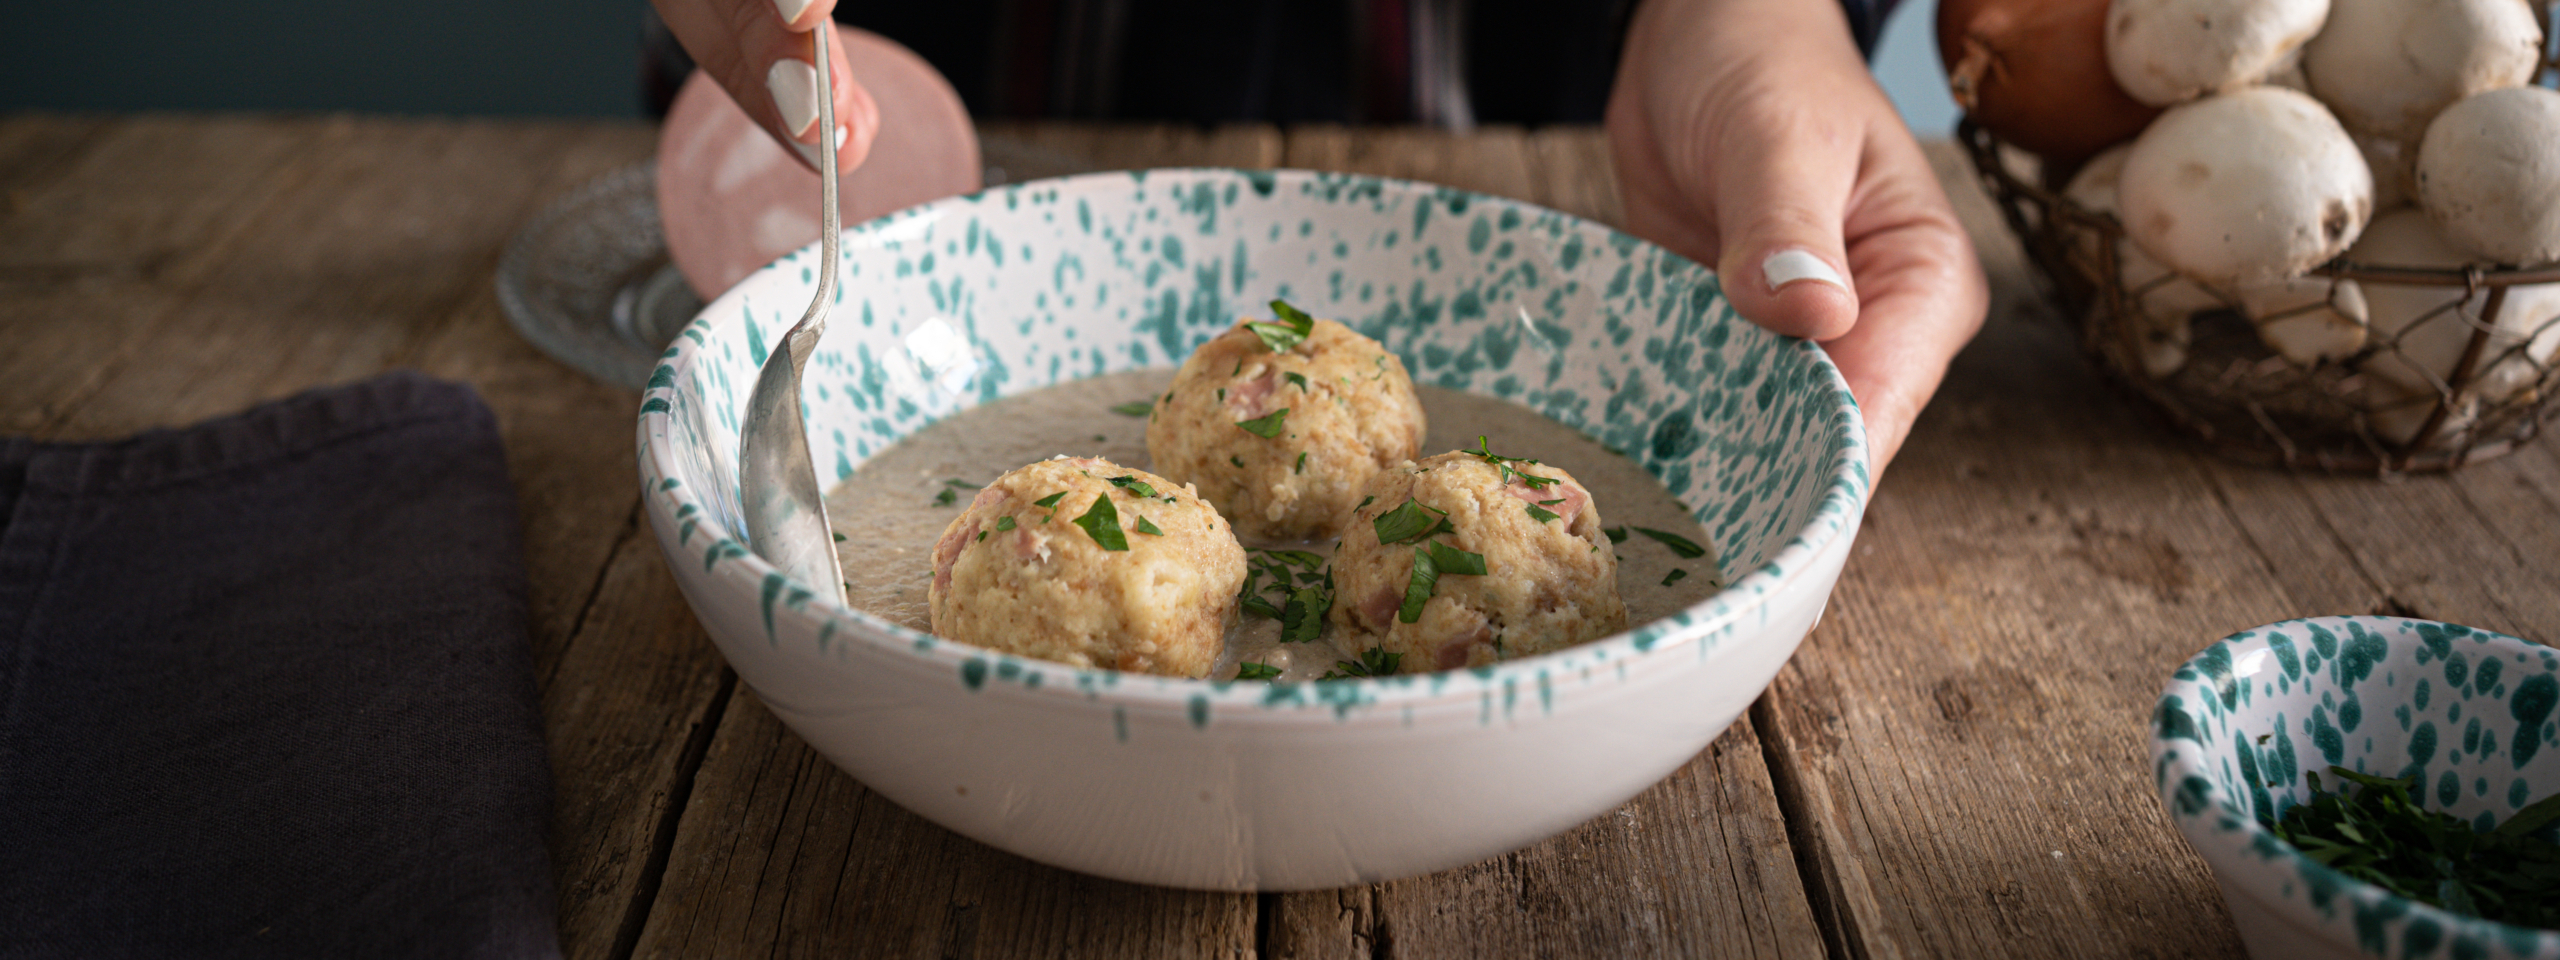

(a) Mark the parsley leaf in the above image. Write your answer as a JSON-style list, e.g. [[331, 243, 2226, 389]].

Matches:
[[1229, 455, 1246, 468], [1072, 495, 1129, 551], [1294, 451, 1308, 474], [1372, 498, 1453, 545], [1236, 408, 1290, 438], [832, 532, 847, 542], [1105, 475, 1159, 498], [1134, 516, 1164, 536], [1661, 568, 1688, 587], [1246, 298, 1318, 353], [1469, 435, 1558, 491], [1604, 526, 1627, 543], [933, 478, 981, 506], [994, 516, 1016, 532], [1632, 526, 1707, 559], [1279, 585, 1328, 643], [1236, 662, 1283, 680], [1398, 547, 1439, 623], [1525, 503, 1560, 524], [1422, 540, 1487, 576], [1354, 495, 1376, 513], [1110, 398, 1156, 416], [1033, 491, 1067, 509], [1322, 647, 1402, 679], [1284, 371, 1309, 391]]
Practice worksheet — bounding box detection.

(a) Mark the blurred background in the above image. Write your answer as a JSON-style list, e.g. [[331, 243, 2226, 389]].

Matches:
[[0, 0, 1960, 134]]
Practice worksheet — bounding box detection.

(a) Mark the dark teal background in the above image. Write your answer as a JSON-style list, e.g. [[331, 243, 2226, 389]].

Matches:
[[0, 1, 646, 117]]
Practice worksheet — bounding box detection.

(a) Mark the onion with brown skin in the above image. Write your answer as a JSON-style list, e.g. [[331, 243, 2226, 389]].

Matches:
[[1937, 0, 2162, 163]]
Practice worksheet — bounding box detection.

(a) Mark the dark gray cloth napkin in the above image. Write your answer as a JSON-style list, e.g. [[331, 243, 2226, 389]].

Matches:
[[0, 371, 563, 959]]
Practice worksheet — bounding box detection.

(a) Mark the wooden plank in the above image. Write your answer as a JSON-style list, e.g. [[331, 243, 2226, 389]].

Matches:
[[1522, 126, 1623, 229], [0, 115, 329, 434], [1745, 144, 2338, 959], [1361, 720, 1824, 960], [976, 121, 1283, 172], [408, 120, 660, 672], [0, 113, 115, 217], [631, 692, 1257, 959], [537, 530, 738, 960], [1283, 124, 1538, 202], [40, 118, 608, 440]]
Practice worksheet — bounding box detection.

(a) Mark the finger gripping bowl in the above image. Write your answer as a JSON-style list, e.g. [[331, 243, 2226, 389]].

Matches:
[[637, 168, 1870, 891], [2152, 616, 2560, 959]]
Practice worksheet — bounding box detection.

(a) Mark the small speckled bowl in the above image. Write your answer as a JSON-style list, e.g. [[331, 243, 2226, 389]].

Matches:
[[638, 168, 1869, 890], [2153, 616, 2560, 960]]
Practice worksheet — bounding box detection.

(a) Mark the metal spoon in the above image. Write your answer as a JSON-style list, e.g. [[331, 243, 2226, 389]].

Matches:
[[740, 23, 845, 602]]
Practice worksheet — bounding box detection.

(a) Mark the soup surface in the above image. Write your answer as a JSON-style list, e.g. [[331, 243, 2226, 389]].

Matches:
[[825, 370, 1719, 680]]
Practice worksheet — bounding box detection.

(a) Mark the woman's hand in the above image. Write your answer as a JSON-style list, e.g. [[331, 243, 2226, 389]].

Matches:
[[1608, 0, 1989, 475], [652, 0, 881, 173]]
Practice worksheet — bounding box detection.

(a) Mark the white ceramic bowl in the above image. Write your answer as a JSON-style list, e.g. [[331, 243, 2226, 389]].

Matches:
[[2153, 616, 2560, 960], [637, 168, 1870, 890]]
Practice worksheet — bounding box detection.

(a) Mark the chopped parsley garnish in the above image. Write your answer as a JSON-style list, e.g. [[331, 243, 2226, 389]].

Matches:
[[1372, 498, 1453, 545], [1279, 585, 1327, 642], [1284, 371, 1309, 391], [1632, 526, 1707, 559], [1032, 491, 1068, 509], [2267, 765, 2560, 927], [1355, 495, 1375, 513], [1604, 526, 1627, 543], [1105, 475, 1159, 498], [1422, 541, 1487, 576], [1398, 547, 1439, 623], [1071, 494, 1129, 551], [931, 478, 979, 506], [976, 530, 987, 542], [1321, 647, 1402, 679], [1469, 435, 1558, 491], [1294, 451, 1308, 474], [1110, 398, 1156, 416], [1134, 516, 1164, 537], [1236, 408, 1290, 439], [1246, 298, 1318, 353], [994, 516, 1016, 532], [1236, 662, 1283, 680], [1525, 503, 1560, 524], [1229, 455, 1246, 468], [1661, 568, 1688, 586], [1238, 548, 1331, 639], [832, 532, 847, 542]]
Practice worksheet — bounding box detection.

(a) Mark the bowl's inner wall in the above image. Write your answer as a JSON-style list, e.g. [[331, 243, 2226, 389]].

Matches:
[[2164, 618, 2560, 835], [666, 169, 1859, 608]]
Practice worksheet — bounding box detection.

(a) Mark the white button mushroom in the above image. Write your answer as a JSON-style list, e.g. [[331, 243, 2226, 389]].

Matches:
[[2298, 0, 2545, 144], [2242, 275, 2371, 366], [2106, 0, 2330, 106], [2415, 86, 2560, 266], [2119, 88, 2374, 290], [2063, 145, 2230, 377], [2350, 209, 2560, 401]]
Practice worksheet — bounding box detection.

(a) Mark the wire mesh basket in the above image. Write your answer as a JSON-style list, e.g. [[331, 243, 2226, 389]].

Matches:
[[1955, 35, 2560, 474]]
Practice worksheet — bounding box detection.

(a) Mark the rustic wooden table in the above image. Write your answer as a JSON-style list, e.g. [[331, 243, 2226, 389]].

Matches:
[[5, 114, 2555, 959]]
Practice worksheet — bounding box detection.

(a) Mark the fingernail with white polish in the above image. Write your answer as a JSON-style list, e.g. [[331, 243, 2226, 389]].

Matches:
[[1762, 249, 1846, 293], [772, 0, 816, 24], [767, 58, 821, 137]]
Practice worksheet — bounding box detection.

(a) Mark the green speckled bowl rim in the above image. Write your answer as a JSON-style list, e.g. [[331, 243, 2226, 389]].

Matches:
[[2153, 615, 2560, 958], [639, 167, 1869, 718]]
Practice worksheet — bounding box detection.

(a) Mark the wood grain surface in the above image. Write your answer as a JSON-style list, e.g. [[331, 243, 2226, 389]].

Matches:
[[4, 112, 2554, 960]]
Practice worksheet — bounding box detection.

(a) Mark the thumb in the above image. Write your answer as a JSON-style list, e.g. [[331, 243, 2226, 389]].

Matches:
[[1710, 120, 1861, 342]]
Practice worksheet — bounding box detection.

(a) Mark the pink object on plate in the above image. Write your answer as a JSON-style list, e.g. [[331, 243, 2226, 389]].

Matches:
[[657, 25, 981, 300]]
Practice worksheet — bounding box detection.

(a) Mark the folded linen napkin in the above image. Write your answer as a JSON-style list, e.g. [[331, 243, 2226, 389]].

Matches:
[[0, 371, 562, 959]]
